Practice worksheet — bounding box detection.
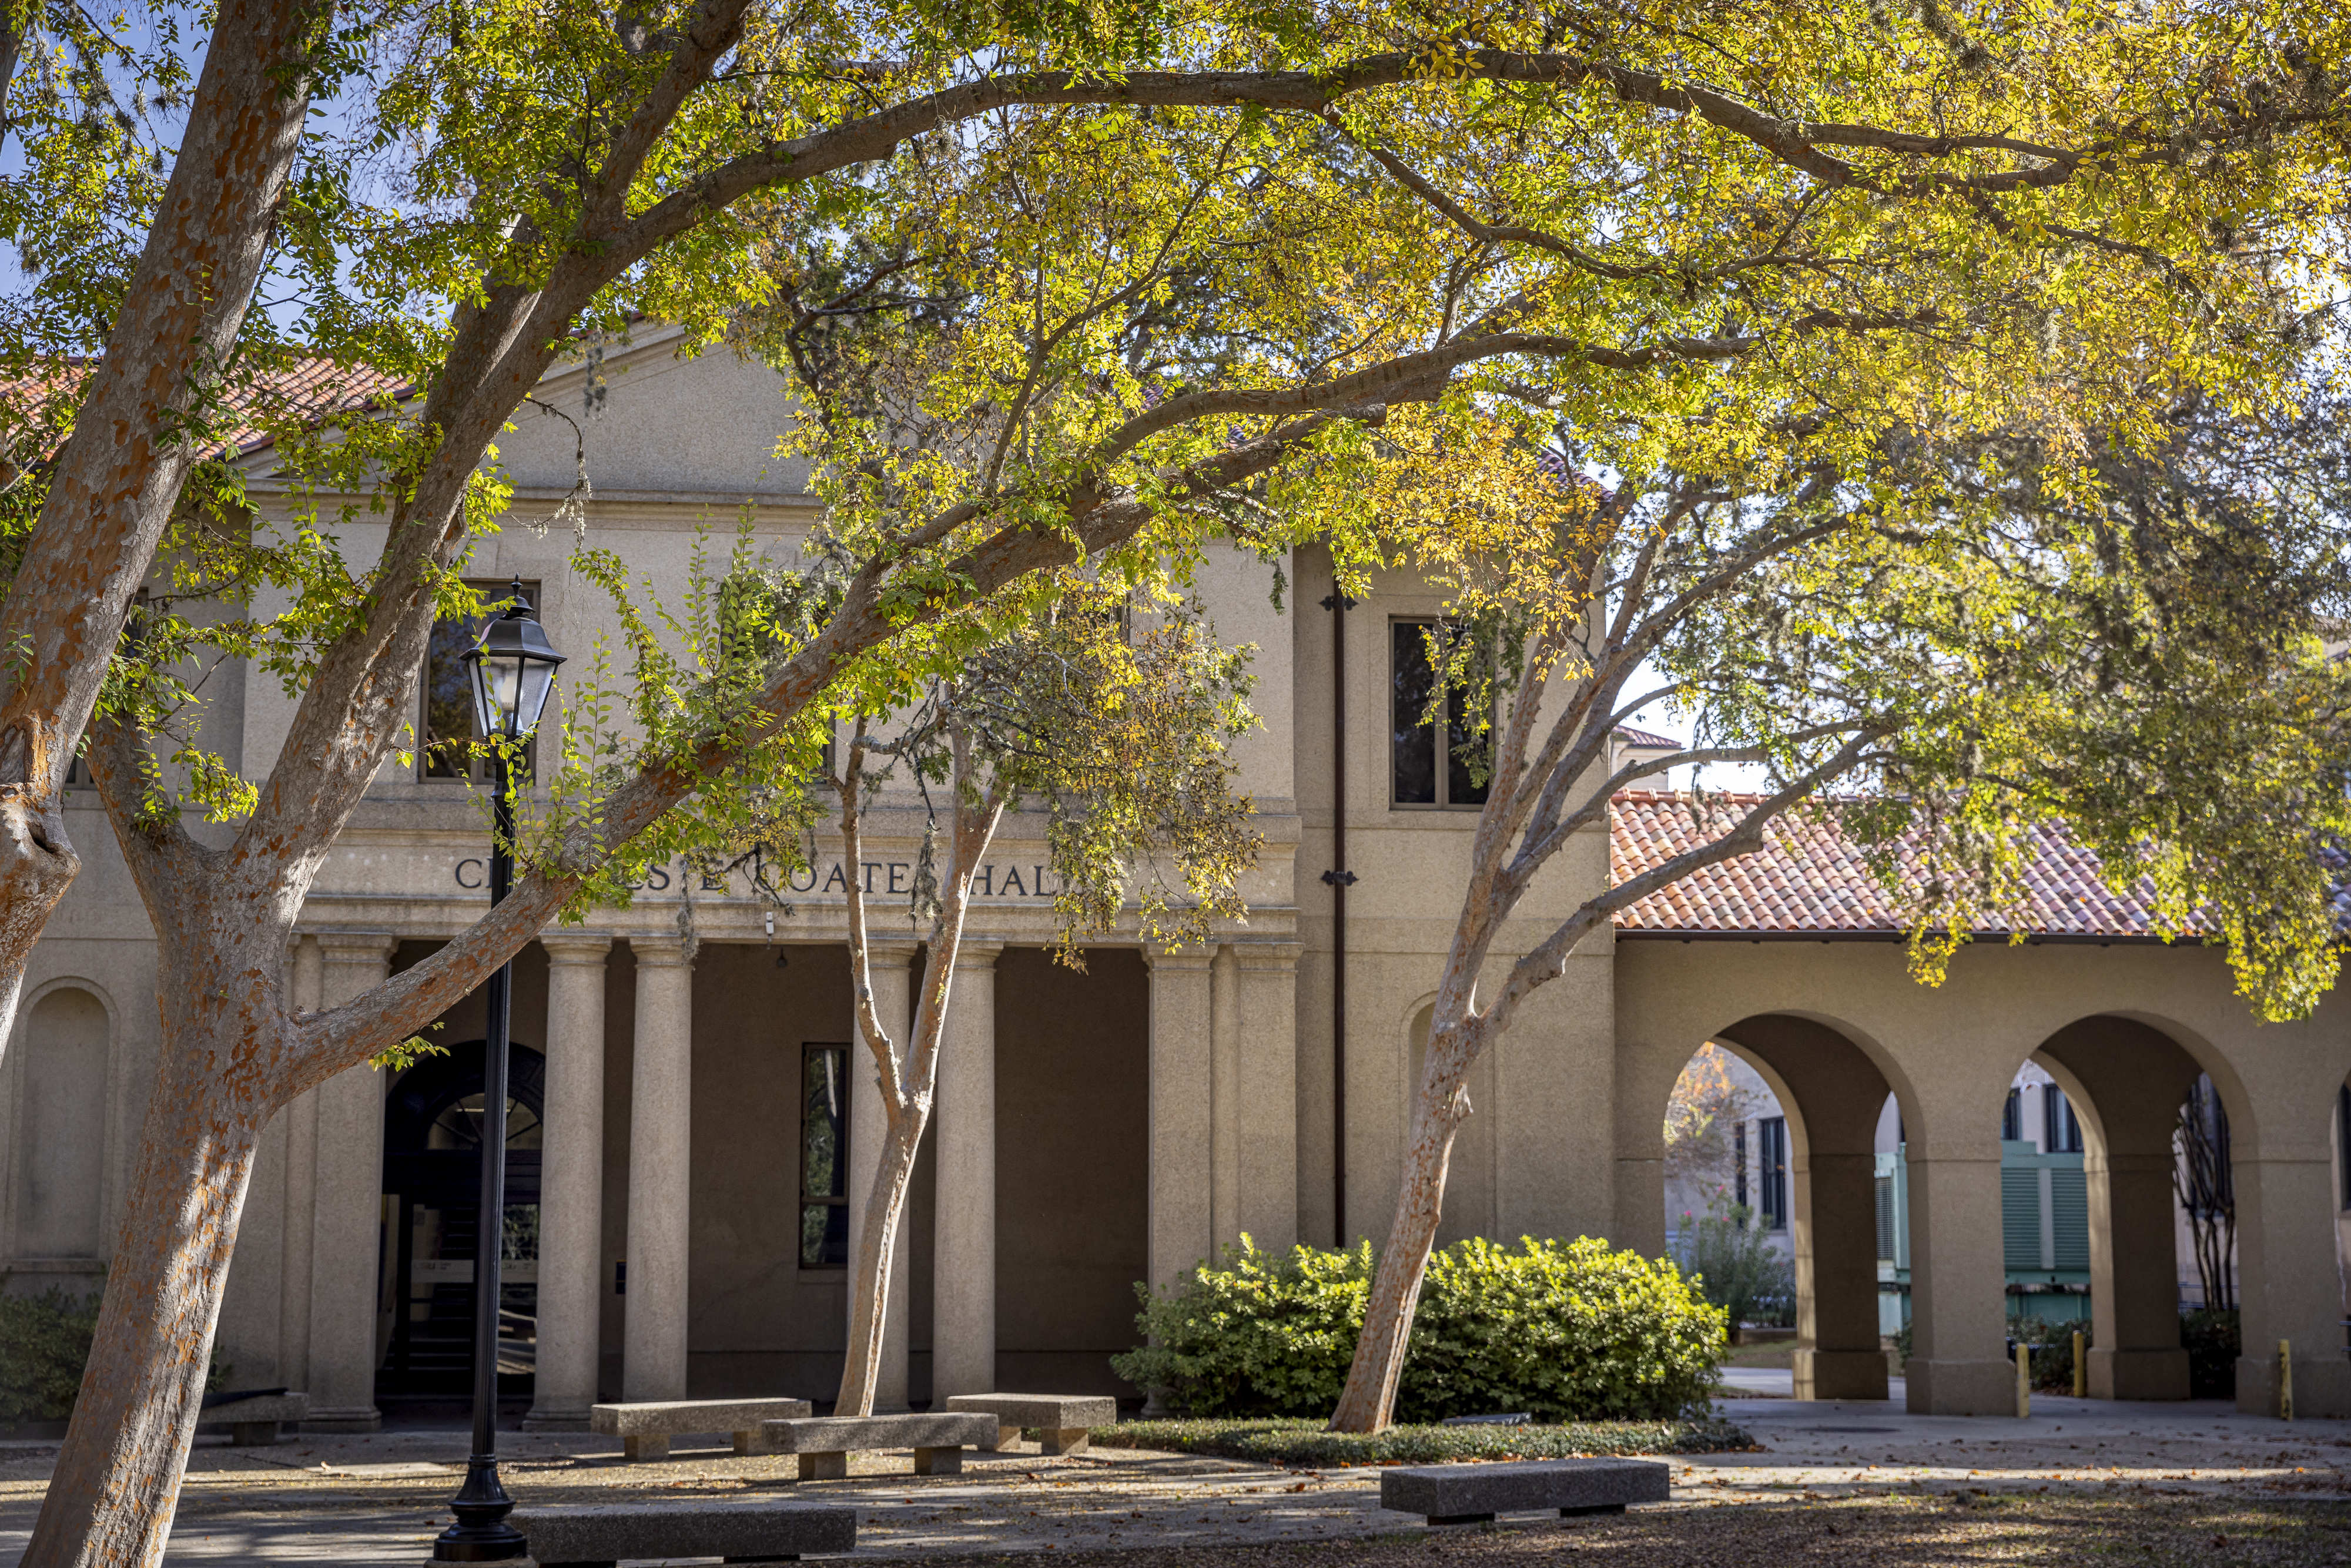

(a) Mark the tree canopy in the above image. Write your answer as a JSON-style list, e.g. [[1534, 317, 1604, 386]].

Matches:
[[1, 0, 2349, 1545]]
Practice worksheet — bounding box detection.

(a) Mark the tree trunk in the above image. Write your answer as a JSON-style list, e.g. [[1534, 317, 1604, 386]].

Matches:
[[0, 0, 323, 1051], [21, 995, 276, 1566], [836, 1108, 926, 1416], [1327, 1028, 1473, 1433]]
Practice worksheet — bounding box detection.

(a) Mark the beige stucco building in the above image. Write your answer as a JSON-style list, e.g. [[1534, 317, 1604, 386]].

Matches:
[[5, 328, 2347, 1430]]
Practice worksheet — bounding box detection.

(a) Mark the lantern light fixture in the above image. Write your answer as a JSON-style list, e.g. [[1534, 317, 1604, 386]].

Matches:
[[462, 578, 567, 744]]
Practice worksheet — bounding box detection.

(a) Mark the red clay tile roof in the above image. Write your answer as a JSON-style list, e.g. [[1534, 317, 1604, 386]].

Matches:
[[0, 357, 411, 465], [1609, 790, 2208, 937], [1615, 725, 1680, 751]]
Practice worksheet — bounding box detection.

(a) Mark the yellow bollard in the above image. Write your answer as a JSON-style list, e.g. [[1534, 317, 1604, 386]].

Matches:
[[2279, 1339, 2293, 1422], [2017, 1341, 2031, 1419], [2072, 1331, 2086, 1399]]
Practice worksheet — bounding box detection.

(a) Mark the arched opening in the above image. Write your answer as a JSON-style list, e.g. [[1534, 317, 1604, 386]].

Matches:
[[378, 1041, 545, 1401], [15, 987, 109, 1263], [1662, 1015, 1899, 1401], [2028, 1016, 2216, 1401]]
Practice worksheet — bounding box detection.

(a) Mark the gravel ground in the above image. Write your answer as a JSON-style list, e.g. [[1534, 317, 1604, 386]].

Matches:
[[1, 1397, 2344, 1564], [847, 1493, 2351, 1568]]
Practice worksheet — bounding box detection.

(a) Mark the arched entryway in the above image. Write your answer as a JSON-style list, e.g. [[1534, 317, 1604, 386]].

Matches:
[[1699, 1015, 1900, 1402], [378, 1041, 545, 1400]]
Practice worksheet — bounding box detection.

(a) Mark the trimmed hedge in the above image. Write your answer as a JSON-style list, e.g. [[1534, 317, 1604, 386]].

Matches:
[[1093, 1415, 1755, 1466], [0, 1284, 228, 1425], [1111, 1235, 1727, 1422], [0, 1286, 102, 1423]]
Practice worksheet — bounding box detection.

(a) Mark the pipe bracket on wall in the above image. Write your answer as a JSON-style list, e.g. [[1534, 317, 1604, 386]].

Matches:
[[1322, 585, 1355, 1248]]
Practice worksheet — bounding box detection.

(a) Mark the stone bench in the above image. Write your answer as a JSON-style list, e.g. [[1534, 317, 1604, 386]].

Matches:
[[1379, 1458, 1672, 1525], [195, 1390, 309, 1447], [759, 1412, 1000, 1480], [513, 1499, 856, 1565], [943, 1393, 1118, 1456], [590, 1398, 815, 1461]]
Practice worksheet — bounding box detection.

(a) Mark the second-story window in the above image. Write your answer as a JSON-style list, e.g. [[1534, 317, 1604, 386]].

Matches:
[[1391, 620, 1491, 809], [421, 581, 541, 782]]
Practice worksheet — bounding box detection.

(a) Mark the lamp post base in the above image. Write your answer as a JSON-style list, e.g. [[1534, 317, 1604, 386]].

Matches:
[[431, 1456, 528, 1562]]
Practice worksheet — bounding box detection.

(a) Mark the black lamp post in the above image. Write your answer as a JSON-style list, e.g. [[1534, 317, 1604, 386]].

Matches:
[[435, 579, 565, 1564]]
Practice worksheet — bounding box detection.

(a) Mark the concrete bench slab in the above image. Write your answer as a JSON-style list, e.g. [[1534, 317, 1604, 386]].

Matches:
[[590, 1398, 814, 1461], [944, 1393, 1117, 1455], [1379, 1458, 1672, 1525], [195, 1391, 310, 1447], [513, 1498, 856, 1565], [759, 1412, 1000, 1480]]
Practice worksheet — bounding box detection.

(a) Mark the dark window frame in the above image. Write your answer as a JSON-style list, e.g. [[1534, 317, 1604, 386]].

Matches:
[[2001, 1087, 2022, 1142], [419, 578, 543, 783], [1388, 618, 1491, 811], [2042, 1085, 2083, 1154], [798, 1041, 850, 1269], [1733, 1120, 1749, 1209], [2338, 1084, 2350, 1210], [1758, 1115, 1789, 1231]]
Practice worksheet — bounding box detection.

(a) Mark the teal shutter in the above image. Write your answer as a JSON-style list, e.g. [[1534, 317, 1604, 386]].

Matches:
[[2001, 1166, 2043, 1272], [2050, 1164, 2089, 1271]]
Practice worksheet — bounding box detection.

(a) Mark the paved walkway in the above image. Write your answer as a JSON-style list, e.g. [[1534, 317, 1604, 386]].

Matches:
[[1, 1395, 2342, 1564]]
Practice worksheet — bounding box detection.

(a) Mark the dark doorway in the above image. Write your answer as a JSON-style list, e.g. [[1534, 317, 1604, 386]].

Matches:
[[378, 1042, 544, 1399], [993, 947, 1150, 1395]]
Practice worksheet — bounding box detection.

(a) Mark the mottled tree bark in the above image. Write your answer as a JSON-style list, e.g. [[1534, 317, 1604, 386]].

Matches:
[[836, 721, 1002, 1416], [1326, 1027, 1472, 1432], [1325, 557, 1881, 1433], [22, 723, 305, 1567], [0, 0, 324, 1056]]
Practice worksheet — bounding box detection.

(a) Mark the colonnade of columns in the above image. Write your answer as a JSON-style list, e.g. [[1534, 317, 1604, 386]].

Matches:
[[1632, 1006, 2351, 1420], [277, 931, 1297, 1426]]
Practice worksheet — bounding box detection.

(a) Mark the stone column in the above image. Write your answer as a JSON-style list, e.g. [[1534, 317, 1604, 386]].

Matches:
[[1903, 1144, 2015, 1415], [1146, 945, 1215, 1291], [624, 933, 695, 1401], [528, 932, 612, 1430], [303, 932, 396, 1433], [1792, 1149, 1889, 1401], [279, 936, 323, 1393], [1234, 942, 1301, 1251], [2235, 1145, 2351, 1417], [931, 939, 1002, 1401], [2087, 1145, 2192, 1399], [2034, 1021, 2202, 1401], [846, 939, 919, 1411], [1210, 945, 1241, 1251]]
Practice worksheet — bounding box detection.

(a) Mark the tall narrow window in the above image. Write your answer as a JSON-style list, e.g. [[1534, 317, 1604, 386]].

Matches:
[[2001, 1087, 2022, 1142], [2339, 1085, 2351, 1210], [1389, 621, 1491, 809], [421, 580, 542, 782], [1733, 1120, 1749, 1209], [1758, 1116, 1789, 1230], [2042, 1085, 2082, 1154], [799, 1044, 849, 1267]]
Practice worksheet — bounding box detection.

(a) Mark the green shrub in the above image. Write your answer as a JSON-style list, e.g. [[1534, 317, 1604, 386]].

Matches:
[[1111, 1235, 1727, 1422], [0, 1283, 229, 1425], [1674, 1204, 1794, 1329], [2008, 1313, 2092, 1392], [2181, 1309, 2239, 1399], [0, 1286, 102, 1423], [1094, 1415, 1756, 1465]]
